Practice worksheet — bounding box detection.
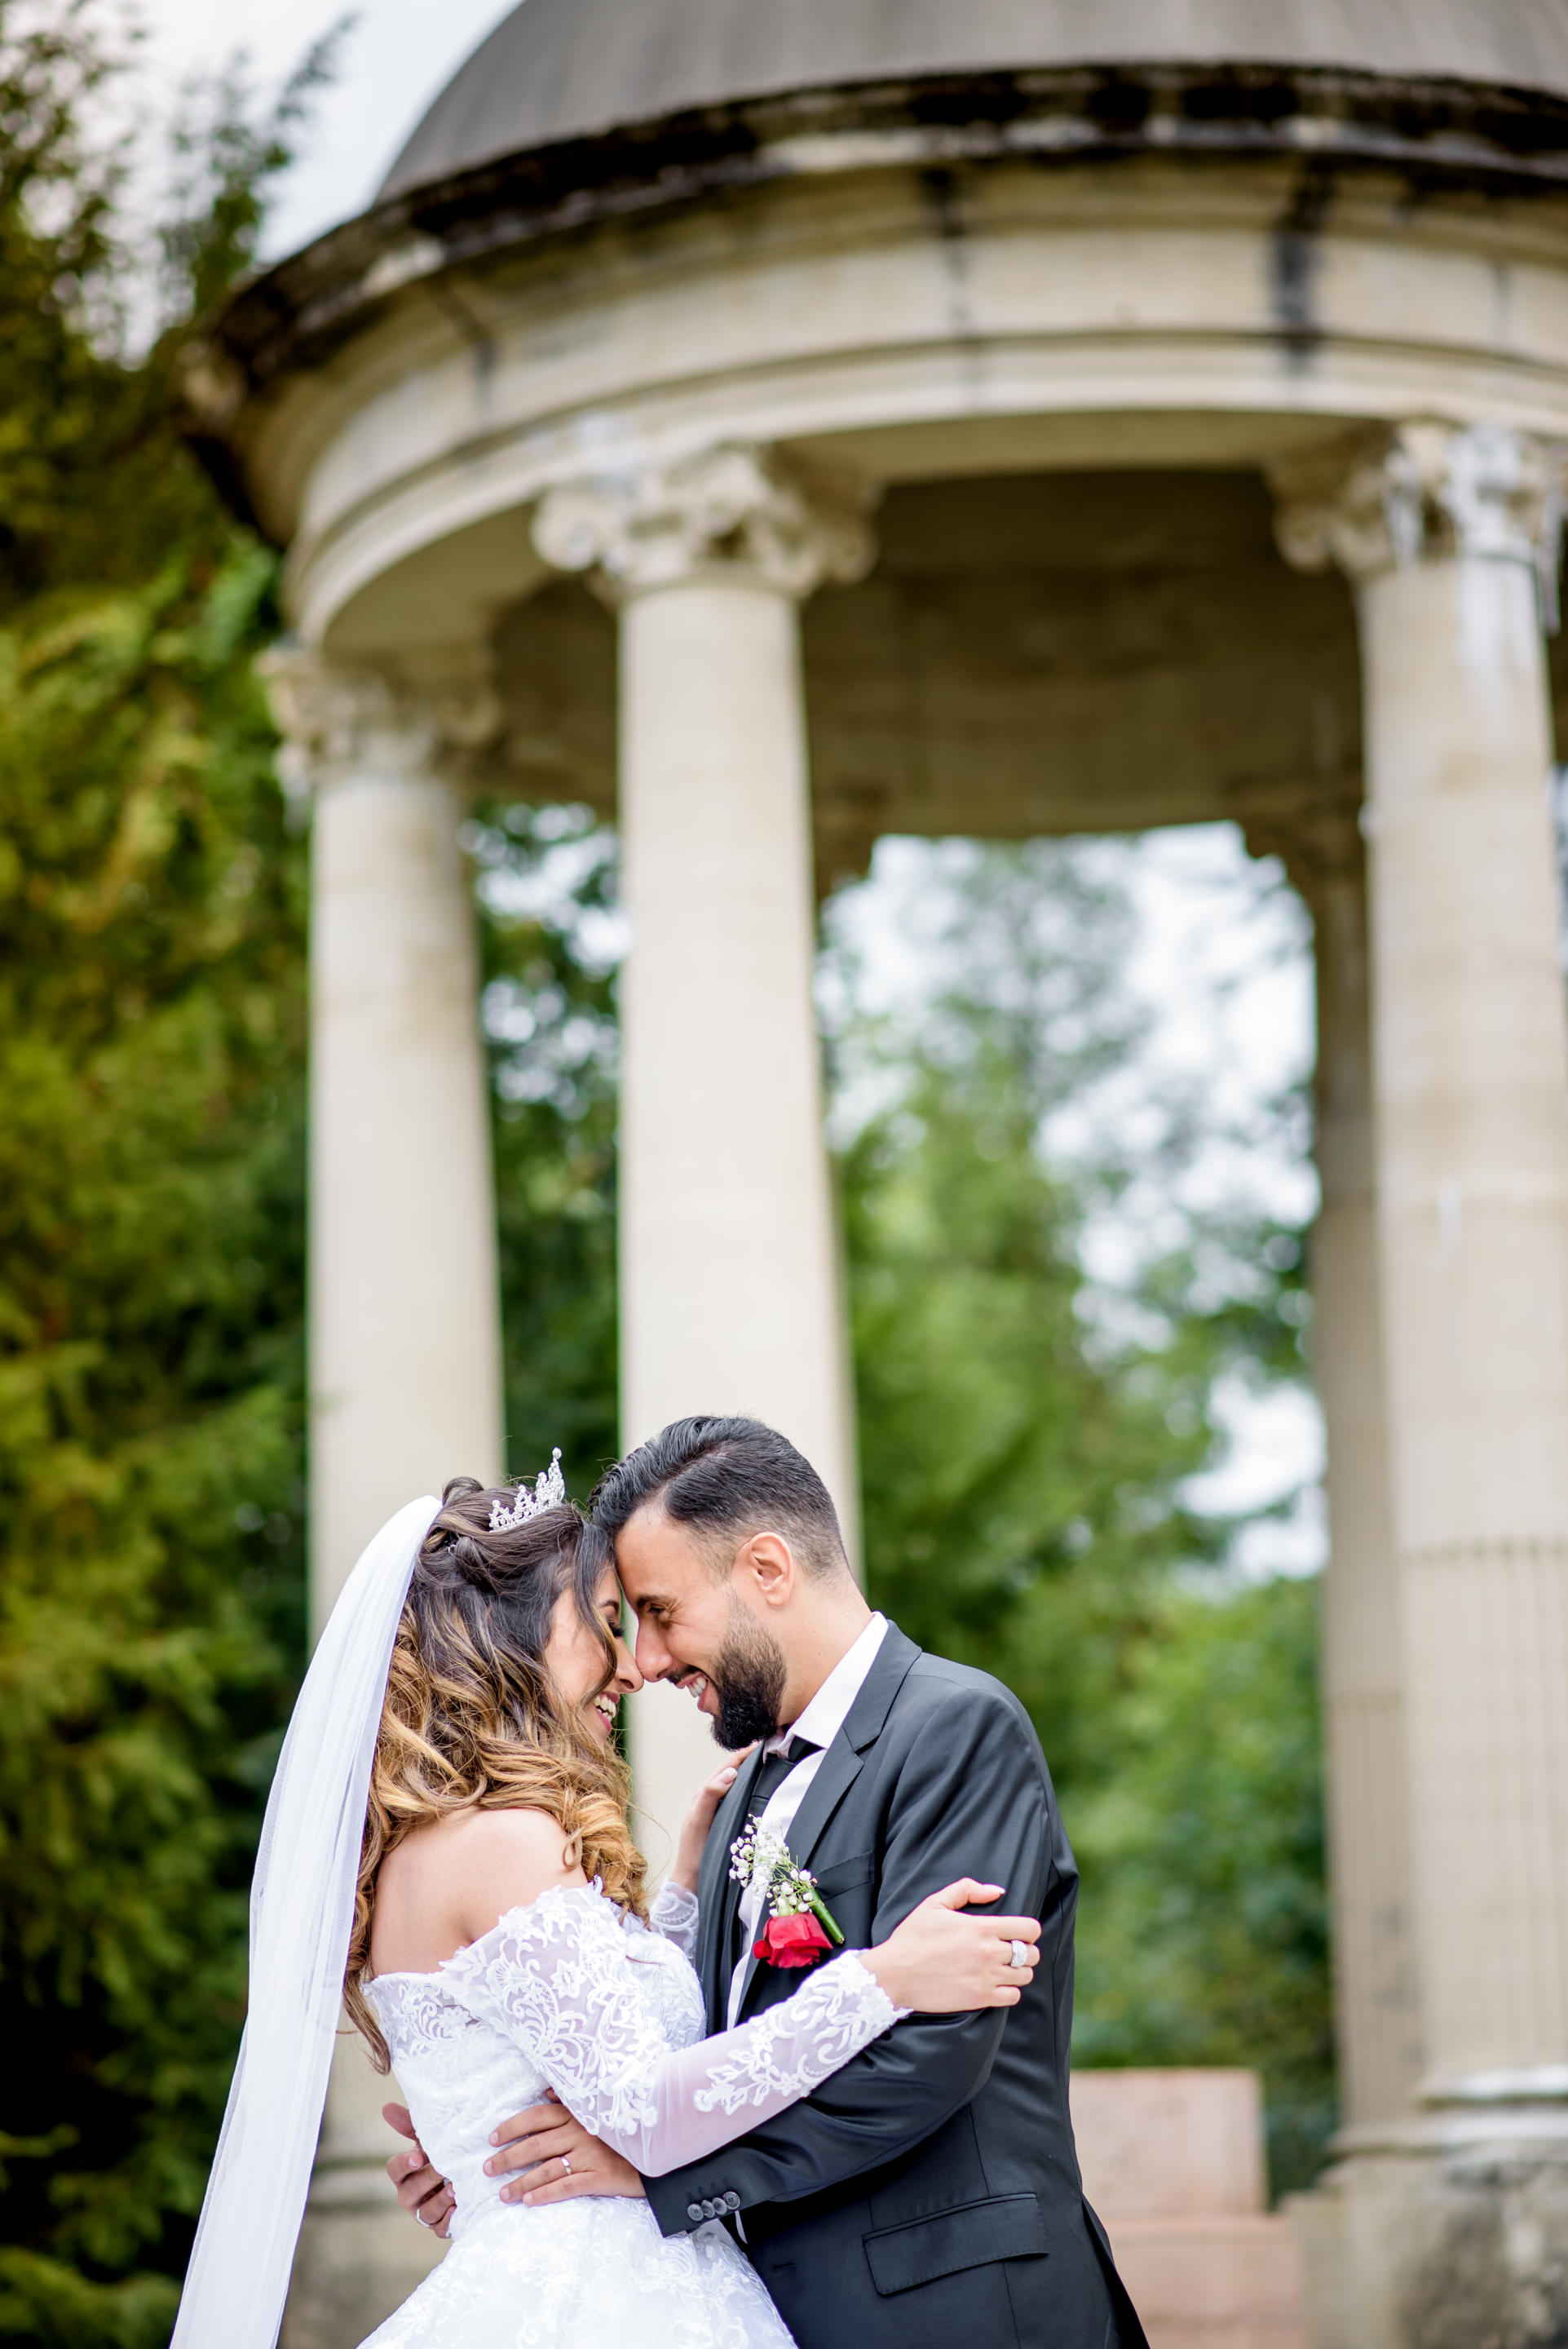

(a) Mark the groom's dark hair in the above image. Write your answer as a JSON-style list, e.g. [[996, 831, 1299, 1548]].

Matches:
[[590, 1415, 850, 1579]]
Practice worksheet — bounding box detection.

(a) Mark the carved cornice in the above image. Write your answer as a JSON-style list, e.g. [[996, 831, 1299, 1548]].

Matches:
[[259, 647, 502, 804], [1270, 423, 1567, 624], [532, 443, 877, 603], [189, 69, 1568, 480]]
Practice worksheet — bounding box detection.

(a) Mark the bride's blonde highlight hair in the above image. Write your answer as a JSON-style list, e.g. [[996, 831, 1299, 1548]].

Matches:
[[346, 1475, 647, 2071]]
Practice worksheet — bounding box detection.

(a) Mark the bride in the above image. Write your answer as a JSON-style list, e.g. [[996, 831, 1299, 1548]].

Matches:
[[173, 1466, 1040, 2349]]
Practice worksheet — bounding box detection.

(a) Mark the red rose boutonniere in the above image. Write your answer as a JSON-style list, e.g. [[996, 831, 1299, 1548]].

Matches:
[[729, 1818, 845, 1972], [754, 1911, 834, 1968]]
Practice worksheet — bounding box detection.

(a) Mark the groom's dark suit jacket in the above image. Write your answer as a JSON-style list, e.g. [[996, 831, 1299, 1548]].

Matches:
[[643, 1626, 1147, 2349]]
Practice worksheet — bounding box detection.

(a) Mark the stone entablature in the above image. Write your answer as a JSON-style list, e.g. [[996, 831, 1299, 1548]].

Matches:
[[184, 150, 1568, 659], [197, 50, 1568, 429]]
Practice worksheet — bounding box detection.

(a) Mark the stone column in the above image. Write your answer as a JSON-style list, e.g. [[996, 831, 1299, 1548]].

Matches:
[[1310, 847, 1424, 2136], [263, 651, 506, 2348], [535, 445, 873, 1858], [1241, 787, 1421, 2137], [1275, 425, 1568, 2343]]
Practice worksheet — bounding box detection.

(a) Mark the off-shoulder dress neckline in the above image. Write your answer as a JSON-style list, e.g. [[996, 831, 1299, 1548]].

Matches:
[[365, 1877, 614, 1988]]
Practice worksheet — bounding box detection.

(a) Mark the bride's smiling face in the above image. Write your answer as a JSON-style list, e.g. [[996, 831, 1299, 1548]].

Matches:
[[544, 1566, 643, 1743]]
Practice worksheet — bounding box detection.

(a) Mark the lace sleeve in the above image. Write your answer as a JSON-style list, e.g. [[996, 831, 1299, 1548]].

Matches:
[[648, 1881, 700, 1962], [441, 1884, 903, 2176]]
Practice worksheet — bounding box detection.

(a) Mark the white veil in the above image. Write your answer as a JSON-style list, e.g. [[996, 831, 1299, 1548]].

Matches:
[[172, 1493, 441, 2349]]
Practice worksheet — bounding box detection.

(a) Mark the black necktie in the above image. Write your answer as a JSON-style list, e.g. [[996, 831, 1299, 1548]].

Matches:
[[727, 1736, 818, 1969], [747, 1733, 817, 1813]]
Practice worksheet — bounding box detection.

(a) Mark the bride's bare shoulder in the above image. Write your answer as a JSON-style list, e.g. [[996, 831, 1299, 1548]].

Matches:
[[444, 1809, 591, 1944], [372, 1808, 588, 1975], [439, 1805, 581, 1868]]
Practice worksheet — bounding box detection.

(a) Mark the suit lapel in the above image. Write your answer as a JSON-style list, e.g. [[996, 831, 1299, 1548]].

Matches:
[[784, 1733, 868, 1872], [732, 1624, 922, 2019], [791, 1622, 922, 1868], [699, 1741, 769, 2034]]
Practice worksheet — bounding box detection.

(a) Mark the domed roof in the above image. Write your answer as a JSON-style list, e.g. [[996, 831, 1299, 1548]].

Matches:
[[381, 0, 1568, 201]]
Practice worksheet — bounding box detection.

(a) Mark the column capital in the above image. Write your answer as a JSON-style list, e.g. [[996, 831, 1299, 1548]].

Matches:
[[259, 646, 502, 807], [1228, 776, 1365, 900], [1270, 422, 1566, 622], [532, 441, 877, 603]]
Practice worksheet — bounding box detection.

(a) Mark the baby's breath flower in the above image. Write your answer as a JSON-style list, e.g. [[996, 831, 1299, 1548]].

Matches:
[[727, 1816, 846, 1948]]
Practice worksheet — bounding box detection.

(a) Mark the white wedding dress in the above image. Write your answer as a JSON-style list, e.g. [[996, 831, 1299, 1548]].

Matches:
[[360, 1879, 902, 2349]]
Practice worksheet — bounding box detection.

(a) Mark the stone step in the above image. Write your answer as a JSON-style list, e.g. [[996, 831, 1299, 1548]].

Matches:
[[1101, 2214, 1308, 2349]]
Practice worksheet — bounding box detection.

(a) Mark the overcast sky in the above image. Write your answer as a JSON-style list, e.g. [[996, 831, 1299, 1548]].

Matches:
[[138, 0, 516, 257]]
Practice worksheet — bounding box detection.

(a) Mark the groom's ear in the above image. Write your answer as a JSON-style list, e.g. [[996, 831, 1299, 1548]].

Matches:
[[733, 1528, 797, 1608]]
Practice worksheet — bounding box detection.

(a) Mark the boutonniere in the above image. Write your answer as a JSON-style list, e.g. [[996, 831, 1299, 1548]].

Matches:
[[729, 1818, 846, 1970]]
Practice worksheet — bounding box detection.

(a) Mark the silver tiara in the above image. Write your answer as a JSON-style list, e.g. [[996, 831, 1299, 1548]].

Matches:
[[489, 1449, 567, 1532]]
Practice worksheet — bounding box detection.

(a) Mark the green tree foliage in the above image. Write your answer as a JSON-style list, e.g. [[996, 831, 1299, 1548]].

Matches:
[[1071, 1575, 1331, 2195], [0, 542, 305, 2349], [0, 7, 341, 613], [836, 847, 1217, 1781], [0, 11, 320, 2340], [0, 5, 129, 612], [463, 803, 621, 1489], [831, 840, 1332, 2192]]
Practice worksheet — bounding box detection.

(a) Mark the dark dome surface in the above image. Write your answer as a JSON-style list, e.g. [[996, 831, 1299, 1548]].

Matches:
[[381, 0, 1568, 201]]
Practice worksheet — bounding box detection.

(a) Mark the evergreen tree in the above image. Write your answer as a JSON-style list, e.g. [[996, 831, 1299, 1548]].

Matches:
[[0, 13, 322, 2340], [0, 536, 305, 2349], [0, 26, 627, 2338]]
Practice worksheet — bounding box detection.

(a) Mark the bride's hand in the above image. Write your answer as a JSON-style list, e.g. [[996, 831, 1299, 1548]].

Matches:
[[384, 2103, 455, 2236], [859, 1881, 1041, 2011], [670, 1749, 755, 1892]]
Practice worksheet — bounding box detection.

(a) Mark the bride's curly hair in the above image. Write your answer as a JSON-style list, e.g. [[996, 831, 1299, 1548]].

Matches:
[[346, 1475, 648, 2070]]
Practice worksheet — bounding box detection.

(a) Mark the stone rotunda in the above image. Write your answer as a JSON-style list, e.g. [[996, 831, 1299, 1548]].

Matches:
[[186, 4, 1568, 2342]]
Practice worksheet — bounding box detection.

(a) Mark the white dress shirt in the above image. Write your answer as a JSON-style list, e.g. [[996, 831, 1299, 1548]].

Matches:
[[727, 1611, 889, 2026]]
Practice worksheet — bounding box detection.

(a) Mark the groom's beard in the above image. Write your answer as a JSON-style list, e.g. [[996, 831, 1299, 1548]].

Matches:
[[707, 1605, 788, 1749]]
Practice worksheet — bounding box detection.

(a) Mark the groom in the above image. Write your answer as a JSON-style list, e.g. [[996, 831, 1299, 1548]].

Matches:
[[389, 1416, 1145, 2349]]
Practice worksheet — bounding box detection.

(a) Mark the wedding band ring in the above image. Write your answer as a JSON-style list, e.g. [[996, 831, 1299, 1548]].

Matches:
[[1007, 1939, 1029, 1971], [561, 2154, 572, 2175]]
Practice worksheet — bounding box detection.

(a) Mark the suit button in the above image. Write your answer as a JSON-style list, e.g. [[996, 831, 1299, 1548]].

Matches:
[[687, 2203, 704, 2223], [704, 2200, 720, 2219], [724, 2191, 742, 2211]]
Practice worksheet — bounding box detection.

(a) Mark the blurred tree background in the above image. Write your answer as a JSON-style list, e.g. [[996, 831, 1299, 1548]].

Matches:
[[0, 11, 312, 2343], [0, 7, 1327, 2342], [823, 842, 1330, 2193]]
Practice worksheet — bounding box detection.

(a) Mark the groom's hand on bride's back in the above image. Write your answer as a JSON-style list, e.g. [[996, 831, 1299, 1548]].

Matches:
[[484, 2090, 646, 2205]]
